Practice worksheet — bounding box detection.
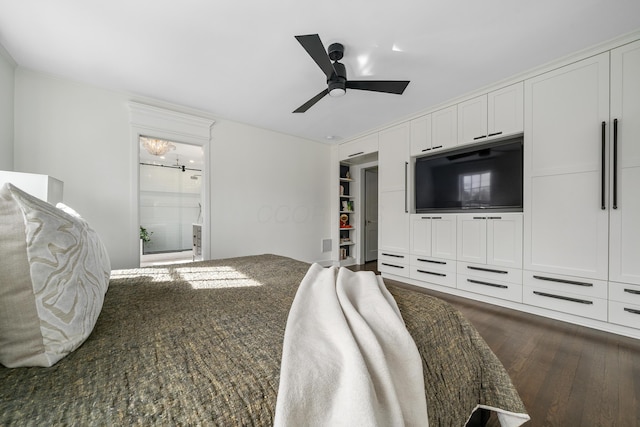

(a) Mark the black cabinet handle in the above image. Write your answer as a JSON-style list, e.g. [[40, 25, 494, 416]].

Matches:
[[382, 253, 404, 258], [532, 275, 593, 287], [624, 307, 640, 315], [348, 151, 364, 158], [381, 263, 405, 269], [417, 258, 446, 265], [421, 148, 431, 152], [417, 270, 446, 277], [624, 288, 640, 296], [473, 135, 487, 140], [473, 216, 487, 220], [533, 291, 593, 305], [601, 121, 606, 210], [468, 279, 508, 289], [468, 266, 508, 274], [613, 118, 618, 210], [488, 131, 503, 137], [431, 216, 442, 220], [487, 216, 502, 220], [432, 145, 443, 150], [404, 162, 408, 213]]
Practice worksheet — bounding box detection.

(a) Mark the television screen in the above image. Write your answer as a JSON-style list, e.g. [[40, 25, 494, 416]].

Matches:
[[415, 138, 523, 213]]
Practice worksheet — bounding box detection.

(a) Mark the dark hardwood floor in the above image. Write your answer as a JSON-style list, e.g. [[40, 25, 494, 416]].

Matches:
[[348, 262, 640, 426]]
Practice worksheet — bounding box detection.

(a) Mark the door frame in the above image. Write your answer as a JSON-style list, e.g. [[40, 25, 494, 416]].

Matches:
[[129, 102, 215, 266], [363, 166, 379, 263]]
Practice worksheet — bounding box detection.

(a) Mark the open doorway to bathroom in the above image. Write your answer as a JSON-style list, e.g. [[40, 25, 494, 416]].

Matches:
[[139, 137, 204, 266]]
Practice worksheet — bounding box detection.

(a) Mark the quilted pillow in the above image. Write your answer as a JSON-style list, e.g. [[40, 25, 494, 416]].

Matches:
[[0, 183, 111, 367]]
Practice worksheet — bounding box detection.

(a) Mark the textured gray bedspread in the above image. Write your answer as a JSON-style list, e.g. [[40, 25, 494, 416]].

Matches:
[[0, 254, 526, 426]]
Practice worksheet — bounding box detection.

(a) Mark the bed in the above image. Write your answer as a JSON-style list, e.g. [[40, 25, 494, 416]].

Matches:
[[0, 253, 528, 426]]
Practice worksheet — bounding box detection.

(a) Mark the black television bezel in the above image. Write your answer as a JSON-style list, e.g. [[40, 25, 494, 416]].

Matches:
[[414, 137, 524, 214]]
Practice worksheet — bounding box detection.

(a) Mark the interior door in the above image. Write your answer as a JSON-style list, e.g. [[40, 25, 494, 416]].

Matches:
[[364, 168, 379, 262]]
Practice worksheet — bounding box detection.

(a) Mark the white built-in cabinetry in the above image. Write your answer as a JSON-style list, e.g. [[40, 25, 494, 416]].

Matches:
[[336, 33, 640, 338], [457, 83, 524, 146], [431, 105, 458, 151], [409, 215, 456, 287], [338, 133, 379, 161], [377, 123, 410, 277], [523, 40, 640, 329]]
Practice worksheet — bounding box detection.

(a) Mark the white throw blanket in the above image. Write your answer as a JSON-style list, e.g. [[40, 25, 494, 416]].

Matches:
[[274, 264, 429, 427]]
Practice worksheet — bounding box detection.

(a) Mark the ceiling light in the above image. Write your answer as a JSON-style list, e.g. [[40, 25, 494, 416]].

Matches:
[[141, 137, 176, 156], [329, 87, 346, 97]]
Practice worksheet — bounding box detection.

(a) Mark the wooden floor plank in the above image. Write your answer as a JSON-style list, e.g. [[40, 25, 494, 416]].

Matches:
[[348, 262, 640, 426]]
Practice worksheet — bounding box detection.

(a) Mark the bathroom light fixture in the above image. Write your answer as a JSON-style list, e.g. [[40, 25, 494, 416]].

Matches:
[[141, 137, 176, 156]]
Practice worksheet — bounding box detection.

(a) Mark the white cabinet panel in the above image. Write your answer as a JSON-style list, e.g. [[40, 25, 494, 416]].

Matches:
[[487, 214, 523, 268], [379, 123, 410, 192], [609, 40, 640, 286], [338, 133, 378, 161], [457, 215, 487, 264], [528, 173, 608, 278], [431, 216, 457, 260], [431, 105, 457, 151], [410, 115, 432, 156], [487, 82, 524, 138], [378, 190, 409, 253], [524, 52, 610, 280], [457, 214, 522, 268], [457, 95, 487, 145], [410, 215, 432, 256]]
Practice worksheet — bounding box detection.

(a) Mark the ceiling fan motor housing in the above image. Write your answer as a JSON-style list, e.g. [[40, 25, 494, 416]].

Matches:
[[328, 42, 344, 61]]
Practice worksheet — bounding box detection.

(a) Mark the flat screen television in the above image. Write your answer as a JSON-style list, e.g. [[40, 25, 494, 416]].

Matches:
[[415, 137, 523, 213]]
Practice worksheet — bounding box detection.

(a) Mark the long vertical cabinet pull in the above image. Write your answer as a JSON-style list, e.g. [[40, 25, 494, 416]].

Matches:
[[601, 121, 606, 210], [404, 162, 408, 213], [613, 118, 618, 210]]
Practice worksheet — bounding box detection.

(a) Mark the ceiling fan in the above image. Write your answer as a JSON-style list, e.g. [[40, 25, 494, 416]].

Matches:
[[293, 34, 410, 113]]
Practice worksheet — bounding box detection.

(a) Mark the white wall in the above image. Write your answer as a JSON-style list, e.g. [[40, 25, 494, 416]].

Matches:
[[0, 45, 15, 171], [13, 69, 332, 269], [210, 120, 331, 263]]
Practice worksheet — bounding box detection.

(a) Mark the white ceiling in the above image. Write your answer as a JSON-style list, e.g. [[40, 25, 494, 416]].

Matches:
[[1, 1, 639, 144]]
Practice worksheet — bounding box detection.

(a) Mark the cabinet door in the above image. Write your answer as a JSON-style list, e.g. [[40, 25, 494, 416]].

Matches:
[[431, 215, 457, 260], [524, 53, 609, 280], [410, 215, 432, 256], [487, 214, 523, 268], [379, 123, 410, 192], [609, 40, 640, 285], [338, 133, 379, 161], [457, 215, 487, 264], [457, 95, 488, 145], [410, 115, 432, 156], [487, 82, 524, 138], [379, 190, 410, 253], [431, 105, 457, 150]]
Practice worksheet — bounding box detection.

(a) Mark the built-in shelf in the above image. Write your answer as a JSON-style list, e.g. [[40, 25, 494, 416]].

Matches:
[[339, 163, 356, 264]]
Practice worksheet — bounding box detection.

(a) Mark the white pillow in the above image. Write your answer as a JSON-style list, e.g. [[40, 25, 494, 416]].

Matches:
[[0, 183, 111, 367]]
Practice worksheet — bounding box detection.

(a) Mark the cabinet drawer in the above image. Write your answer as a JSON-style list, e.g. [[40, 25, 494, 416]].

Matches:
[[378, 251, 409, 277], [410, 265, 456, 288], [379, 251, 409, 264], [608, 300, 640, 329], [458, 274, 523, 303], [410, 255, 456, 273], [523, 271, 608, 299], [523, 286, 607, 321], [458, 262, 522, 284], [379, 260, 409, 277], [609, 282, 640, 305]]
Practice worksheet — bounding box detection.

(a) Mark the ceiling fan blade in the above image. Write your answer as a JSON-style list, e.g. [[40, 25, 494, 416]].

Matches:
[[346, 80, 410, 94], [295, 34, 336, 79], [293, 89, 329, 113]]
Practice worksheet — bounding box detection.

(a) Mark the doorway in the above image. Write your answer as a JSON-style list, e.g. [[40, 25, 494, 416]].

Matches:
[[363, 167, 379, 263], [139, 137, 205, 266]]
